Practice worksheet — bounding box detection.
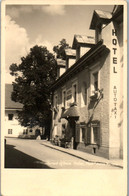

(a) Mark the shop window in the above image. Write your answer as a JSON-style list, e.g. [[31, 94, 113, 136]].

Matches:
[[8, 129, 12, 134], [81, 82, 87, 106], [87, 122, 100, 145], [91, 127, 99, 144], [8, 114, 14, 121]]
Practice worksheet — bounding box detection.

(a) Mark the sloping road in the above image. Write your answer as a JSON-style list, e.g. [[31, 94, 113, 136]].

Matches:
[[5, 138, 118, 169]]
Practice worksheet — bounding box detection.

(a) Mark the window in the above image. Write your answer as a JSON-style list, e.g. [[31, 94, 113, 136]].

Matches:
[[90, 67, 100, 96], [81, 82, 87, 106], [62, 90, 66, 108], [87, 122, 100, 145], [72, 80, 78, 104], [80, 127, 85, 142], [8, 114, 14, 121], [8, 129, 12, 134], [23, 129, 26, 134], [91, 127, 99, 144], [54, 95, 58, 108]]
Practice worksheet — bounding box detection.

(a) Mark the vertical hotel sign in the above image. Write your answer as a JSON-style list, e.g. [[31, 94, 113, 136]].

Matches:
[[109, 22, 120, 146], [112, 28, 118, 119]]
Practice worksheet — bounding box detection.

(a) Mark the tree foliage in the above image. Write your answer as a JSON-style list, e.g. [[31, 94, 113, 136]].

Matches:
[[10, 45, 57, 129], [53, 38, 71, 59]]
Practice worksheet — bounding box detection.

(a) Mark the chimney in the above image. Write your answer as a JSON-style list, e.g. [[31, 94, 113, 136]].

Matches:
[[64, 48, 76, 70], [72, 35, 95, 61], [56, 59, 66, 79]]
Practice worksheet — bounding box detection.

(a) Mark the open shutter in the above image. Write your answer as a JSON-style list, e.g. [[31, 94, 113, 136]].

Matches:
[[75, 123, 80, 142], [87, 127, 91, 144]]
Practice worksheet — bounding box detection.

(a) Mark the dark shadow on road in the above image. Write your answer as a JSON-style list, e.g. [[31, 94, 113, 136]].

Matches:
[[5, 144, 53, 169]]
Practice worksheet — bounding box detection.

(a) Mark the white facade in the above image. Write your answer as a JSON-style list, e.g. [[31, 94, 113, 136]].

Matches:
[[5, 109, 24, 137], [5, 84, 25, 138]]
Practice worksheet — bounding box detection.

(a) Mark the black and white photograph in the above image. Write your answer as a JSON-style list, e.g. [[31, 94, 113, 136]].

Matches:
[[1, 1, 127, 196]]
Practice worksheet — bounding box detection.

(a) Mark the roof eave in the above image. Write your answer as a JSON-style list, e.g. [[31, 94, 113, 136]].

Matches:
[[90, 10, 112, 30], [50, 40, 109, 91]]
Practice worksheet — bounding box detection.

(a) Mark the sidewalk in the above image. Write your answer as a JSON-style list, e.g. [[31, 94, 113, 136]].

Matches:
[[40, 140, 123, 168]]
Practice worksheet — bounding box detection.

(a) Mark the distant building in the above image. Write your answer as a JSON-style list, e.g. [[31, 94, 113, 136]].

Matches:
[[5, 84, 25, 137], [50, 6, 123, 159], [25, 126, 44, 139]]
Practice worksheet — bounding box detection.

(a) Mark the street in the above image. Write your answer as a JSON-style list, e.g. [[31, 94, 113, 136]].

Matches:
[[5, 138, 119, 169]]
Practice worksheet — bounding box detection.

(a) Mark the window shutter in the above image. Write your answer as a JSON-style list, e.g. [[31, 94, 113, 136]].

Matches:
[[75, 123, 80, 142], [87, 127, 91, 144]]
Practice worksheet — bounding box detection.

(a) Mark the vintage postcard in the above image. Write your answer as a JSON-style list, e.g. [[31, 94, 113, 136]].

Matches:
[[1, 0, 127, 196]]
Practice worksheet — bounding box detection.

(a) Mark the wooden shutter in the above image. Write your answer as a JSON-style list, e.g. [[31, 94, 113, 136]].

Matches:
[[75, 123, 80, 142]]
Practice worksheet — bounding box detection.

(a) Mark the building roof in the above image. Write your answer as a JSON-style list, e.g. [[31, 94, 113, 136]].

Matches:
[[64, 48, 76, 57], [94, 10, 112, 19], [90, 10, 112, 29], [5, 84, 23, 109], [56, 59, 66, 67], [50, 40, 109, 91], [72, 35, 95, 49]]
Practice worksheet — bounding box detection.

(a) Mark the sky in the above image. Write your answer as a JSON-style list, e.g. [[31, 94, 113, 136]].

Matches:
[[5, 4, 114, 83]]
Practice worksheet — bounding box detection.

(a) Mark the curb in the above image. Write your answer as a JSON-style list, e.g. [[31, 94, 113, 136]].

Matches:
[[41, 142, 123, 169]]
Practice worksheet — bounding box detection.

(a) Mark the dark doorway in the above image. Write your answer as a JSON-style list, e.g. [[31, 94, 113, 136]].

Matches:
[[35, 129, 40, 136], [68, 117, 78, 149]]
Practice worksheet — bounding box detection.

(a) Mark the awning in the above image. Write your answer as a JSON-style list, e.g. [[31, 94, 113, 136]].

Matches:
[[61, 105, 80, 119]]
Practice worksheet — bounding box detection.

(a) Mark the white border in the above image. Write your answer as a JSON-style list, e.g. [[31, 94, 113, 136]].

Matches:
[[1, 1, 127, 196]]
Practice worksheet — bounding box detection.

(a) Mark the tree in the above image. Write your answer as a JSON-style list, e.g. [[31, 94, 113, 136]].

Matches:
[[10, 45, 57, 137], [53, 39, 71, 59]]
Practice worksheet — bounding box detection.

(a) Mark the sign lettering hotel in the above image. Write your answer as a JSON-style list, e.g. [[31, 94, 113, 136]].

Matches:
[[112, 28, 118, 118]]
